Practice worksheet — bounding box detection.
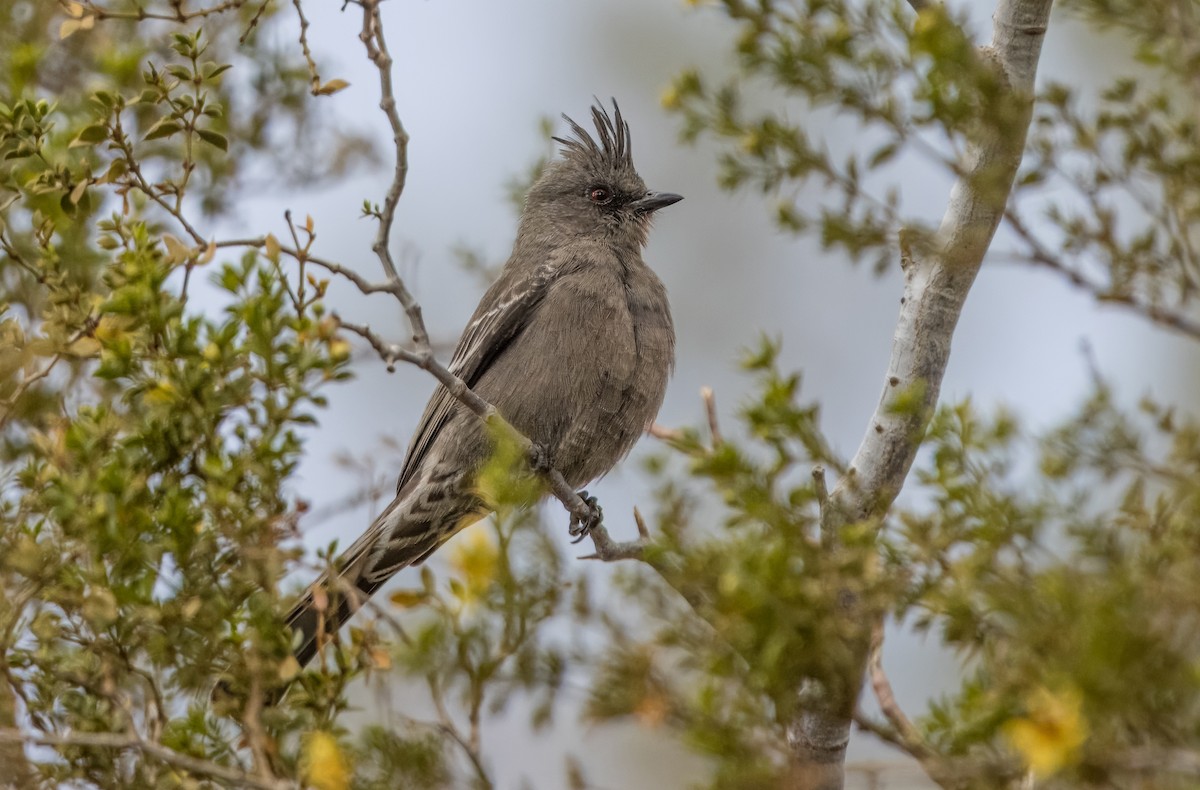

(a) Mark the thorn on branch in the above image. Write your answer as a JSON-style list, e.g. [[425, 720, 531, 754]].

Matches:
[[648, 422, 684, 442], [813, 465, 836, 545], [633, 507, 650, 540], [701, 385, 722, 447]]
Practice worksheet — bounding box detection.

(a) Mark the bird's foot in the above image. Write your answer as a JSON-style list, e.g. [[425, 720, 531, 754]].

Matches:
[[568, 490, 602, 544], [528, 442, 553, 475]]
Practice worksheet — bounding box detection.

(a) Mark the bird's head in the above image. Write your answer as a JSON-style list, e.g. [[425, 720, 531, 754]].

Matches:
[[521, 101, 682, 249]]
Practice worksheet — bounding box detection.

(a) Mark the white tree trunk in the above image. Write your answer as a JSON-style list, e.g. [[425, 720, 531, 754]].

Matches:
[[787, 1, 1055, 786]]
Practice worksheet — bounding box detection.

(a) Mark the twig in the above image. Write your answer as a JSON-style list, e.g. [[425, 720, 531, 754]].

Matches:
[[291, 0, 322, 93], [633, 507, 650, 540], [812, 465, 835, 547], [1003, 209, 1200, 341], [241, 674, 275, 783], [357, 0, 427, 350], [0, 728, 296, 790], [77, 0, 247, 23], [701, 385, 722, 446], [238, 0, 272, 44], [578, 522, 649, 563], [217, 237, 401, 298], [427, 674, 492, 788], [865, 622, 932, 761], [647, 422, 685, 442], [0, 324, 93, 431]]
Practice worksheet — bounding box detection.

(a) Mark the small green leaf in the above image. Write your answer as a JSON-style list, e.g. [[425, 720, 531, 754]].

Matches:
[[203, 63, 233, 80], [70, 124, 109, 147], [196, 128, 228, 152], [143, 117, 182, 141]]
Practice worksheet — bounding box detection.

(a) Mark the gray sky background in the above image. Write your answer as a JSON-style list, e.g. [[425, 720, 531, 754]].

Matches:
[[195, 2, 1193, 787]]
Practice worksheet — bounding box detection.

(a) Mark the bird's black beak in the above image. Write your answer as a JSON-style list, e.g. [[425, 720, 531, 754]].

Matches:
[[630, 191, 683, 214]]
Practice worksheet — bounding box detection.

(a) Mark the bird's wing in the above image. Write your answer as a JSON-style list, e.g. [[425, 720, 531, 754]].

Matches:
[[395, 261, 558, 494]]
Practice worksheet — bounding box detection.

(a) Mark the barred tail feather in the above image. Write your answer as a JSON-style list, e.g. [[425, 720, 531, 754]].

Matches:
[[285, 478, 486, 669]]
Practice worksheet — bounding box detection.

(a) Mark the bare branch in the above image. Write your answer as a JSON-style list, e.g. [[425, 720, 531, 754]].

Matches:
[[865, 623, 932, 761], [578, 522, 650, 563], [356, 0, 428, 350], [77, 0, 249, 24], [0, 728, 296, 790], [1003, 210, 1200, 340], [701, 385, 722, 446], [647, 422, 685, 442], [216, 237, 406, 298], [633, 506, 650, 540], [812, 465, 834, 547], [291, 0, 322, 94]]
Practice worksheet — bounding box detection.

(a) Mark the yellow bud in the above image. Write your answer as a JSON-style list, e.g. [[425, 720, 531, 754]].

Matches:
[[301, 731, 349, 790], [1004, 686, 1088, 777]]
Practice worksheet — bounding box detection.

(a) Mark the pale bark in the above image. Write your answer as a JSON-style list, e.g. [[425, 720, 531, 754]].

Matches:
[[787, 1, 1055, 786]]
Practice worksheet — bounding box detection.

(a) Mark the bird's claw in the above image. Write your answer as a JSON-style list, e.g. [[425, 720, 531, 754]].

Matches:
[[528, 442, 553, 474], [568, 491, 602, 544]]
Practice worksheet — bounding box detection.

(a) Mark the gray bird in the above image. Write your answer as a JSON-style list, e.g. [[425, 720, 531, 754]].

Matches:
[[287, 101, 681, 668]]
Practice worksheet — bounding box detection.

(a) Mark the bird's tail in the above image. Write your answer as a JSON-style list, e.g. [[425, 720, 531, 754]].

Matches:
[[285, 488, 485, 669], [285, 565, 386, 669], [285, 498, 422, 668]]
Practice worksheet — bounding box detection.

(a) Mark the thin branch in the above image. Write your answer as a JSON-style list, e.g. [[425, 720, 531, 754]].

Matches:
[[114, 119, 206, 247], [812, 465, 834, 548], [1003, 209, 1200, 340], [238, 1, 272, 44], [216, 237, 403, 298], [0, 324, 93, 431], [291, 0, 322, 94], [427, 674, 492, 788], [0, 728, 296, 790], [865, 623, 932, 761], [701, 385, 722, 446], [357, 0, 427, 350], [77, 0, 247, 23], [578, 522, 650, 563], [647, 422, 686, 442]]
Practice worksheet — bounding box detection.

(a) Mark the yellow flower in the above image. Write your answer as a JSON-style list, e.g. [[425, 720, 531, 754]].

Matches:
[[301, 731, 349, 790], [1004, 686, 1088, 778]]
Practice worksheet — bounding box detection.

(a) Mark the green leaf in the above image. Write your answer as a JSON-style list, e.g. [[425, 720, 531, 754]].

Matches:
[[143, 117, 182, 141], [70, 124, 109, 147], [203, 63, 233, 80], [196, 128, 228, 152]]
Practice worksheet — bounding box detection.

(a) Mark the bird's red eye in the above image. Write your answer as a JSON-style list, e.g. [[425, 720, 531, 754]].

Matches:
[[588, 186, 613, 204]]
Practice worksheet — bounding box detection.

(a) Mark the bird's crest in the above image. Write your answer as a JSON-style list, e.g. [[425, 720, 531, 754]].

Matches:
[[553, 100, 633, 171]]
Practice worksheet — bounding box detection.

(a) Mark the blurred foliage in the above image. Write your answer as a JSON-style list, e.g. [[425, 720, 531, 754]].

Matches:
[[577, 0, 1200, 787], [6, 0, 1200, 788]]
